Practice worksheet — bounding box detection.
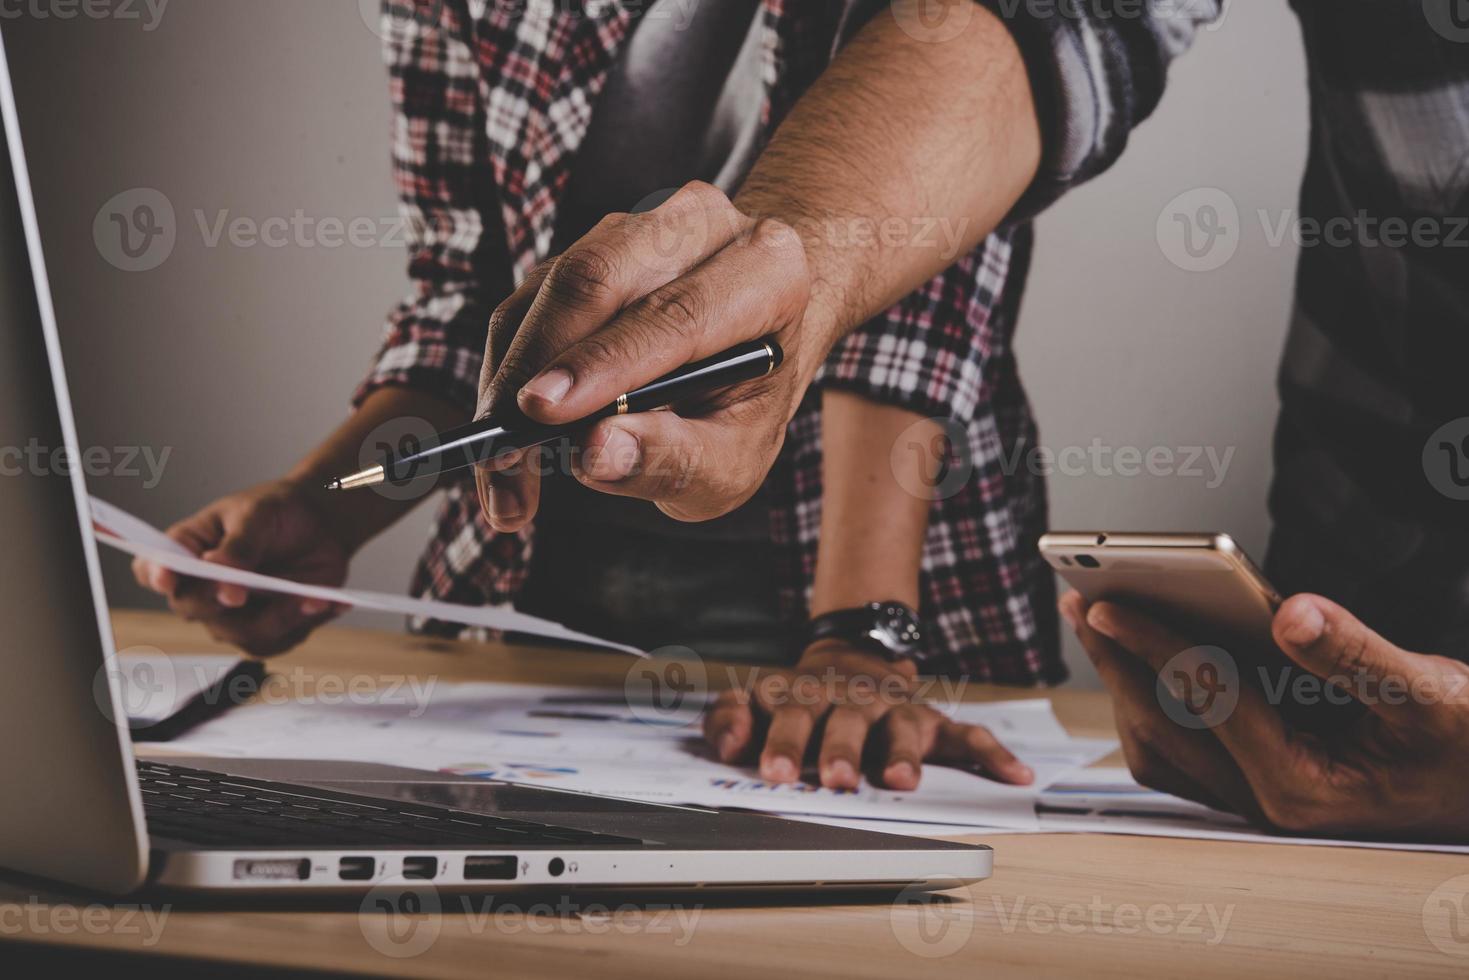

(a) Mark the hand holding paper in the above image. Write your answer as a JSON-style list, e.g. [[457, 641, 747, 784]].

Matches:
[[94, 495, 645, 657], [114, 482, 352, 655]]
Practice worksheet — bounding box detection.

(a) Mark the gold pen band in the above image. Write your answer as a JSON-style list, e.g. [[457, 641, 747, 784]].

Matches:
[[616, 393, 629, 416], [325, 463, 386, 491]]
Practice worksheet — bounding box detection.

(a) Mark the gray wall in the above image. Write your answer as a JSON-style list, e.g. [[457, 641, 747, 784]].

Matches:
[[7, 1, 1308, 687]]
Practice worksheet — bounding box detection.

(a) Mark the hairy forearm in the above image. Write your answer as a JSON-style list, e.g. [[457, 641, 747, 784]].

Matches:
[[810, 390, 936, 616], [285, 387, 466, 553], [734, 1, 1040, 371]]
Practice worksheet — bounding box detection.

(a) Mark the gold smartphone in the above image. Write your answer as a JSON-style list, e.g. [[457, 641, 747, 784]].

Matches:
[[1038, 532, 1284, 650]]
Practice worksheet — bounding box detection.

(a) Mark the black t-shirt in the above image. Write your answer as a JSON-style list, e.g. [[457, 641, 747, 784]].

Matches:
[[540, 0, 769, 542]]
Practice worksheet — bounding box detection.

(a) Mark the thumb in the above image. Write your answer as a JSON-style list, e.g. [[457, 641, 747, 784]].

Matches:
[[202, 526, 265, 571], [1272, 594, 1433, 724], [575, 399, 782, 522]]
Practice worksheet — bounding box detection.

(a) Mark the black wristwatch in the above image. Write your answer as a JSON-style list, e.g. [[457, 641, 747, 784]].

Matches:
[[808, 601, 925, 664]]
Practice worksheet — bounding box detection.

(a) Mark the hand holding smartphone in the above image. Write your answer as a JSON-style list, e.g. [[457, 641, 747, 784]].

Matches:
[[1041, 532, 1357, 729]]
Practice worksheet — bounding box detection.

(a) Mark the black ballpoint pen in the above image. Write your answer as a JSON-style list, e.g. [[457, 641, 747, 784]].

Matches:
[[324, 338, 784, 491]]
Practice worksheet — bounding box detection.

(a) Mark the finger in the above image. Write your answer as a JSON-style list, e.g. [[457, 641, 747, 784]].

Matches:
[[1273, 593, 1447, 727], [475, 445, 543, 534], [505, 183, 744, 420], [519, 215, 806, 424], [198, 517, 268, 601], [165, 578, 229, 622], [1085, 599, 1302, 801], [759, 706, 819, 784], [476, 268, 551, 532], [142, 509, 222, 598], [505, 184, 749, 410], [933, 720, 1034, 785], [574, 392, 786, 520], [1062, 593, 1261, 817], [132, 556, 180, 598], [877, 704, 933, 790], [479, 262, 553, 416], [702, 691, 756, 764], [165, 510, 222, 556], [817, 707, 870, 789]]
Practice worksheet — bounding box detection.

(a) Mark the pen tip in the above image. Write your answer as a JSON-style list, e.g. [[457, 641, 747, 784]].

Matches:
[[323, 480, 342, 492]]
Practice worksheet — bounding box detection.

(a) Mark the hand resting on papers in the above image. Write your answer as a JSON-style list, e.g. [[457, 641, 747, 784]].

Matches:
[[702, 639, 1036, 791]]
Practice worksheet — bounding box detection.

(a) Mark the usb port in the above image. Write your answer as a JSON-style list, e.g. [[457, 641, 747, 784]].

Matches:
[[402, 856, 437, 880], [233, 858, 310, 881], [463, 855, 517, 881], [339, 856, 375, 881]]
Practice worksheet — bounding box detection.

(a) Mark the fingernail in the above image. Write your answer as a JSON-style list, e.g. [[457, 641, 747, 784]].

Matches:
[[582, 427, 640, 482], [301, 598, 329, 616], [718, 732, 740, 761], [488, 484, 524, 528], [764, 756, 798, 783], [1086, 605, 1114, 636], [217, 585, 246, 609], [1281, 600, 1325, 646], [521, 368, 573, 408], [884, 761, 918, 787], [1009, 763, 1035, 785], [823, 759, 857, 787]]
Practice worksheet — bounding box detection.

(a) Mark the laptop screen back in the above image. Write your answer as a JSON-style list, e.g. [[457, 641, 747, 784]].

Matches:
[[0, 29, 148, 894]]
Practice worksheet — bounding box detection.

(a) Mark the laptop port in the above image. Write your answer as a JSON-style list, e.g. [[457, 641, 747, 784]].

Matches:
[[339, 856, 375, 881], [233, 858, 310, 881], [463, 855, 518, 881], [402, 856, 437, 880]]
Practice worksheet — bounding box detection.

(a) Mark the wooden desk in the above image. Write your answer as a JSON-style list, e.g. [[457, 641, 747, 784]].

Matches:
[[2, 610, 1465, 978]]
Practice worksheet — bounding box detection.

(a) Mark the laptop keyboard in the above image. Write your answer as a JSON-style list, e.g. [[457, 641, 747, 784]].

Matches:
[[137, 761, 646, 849]]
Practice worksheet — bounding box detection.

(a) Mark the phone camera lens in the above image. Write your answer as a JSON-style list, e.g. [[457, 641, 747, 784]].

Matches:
[[1075, 555, 1101, 569]]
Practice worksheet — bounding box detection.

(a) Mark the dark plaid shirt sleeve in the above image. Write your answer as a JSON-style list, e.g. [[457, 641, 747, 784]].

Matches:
[[352, 10, 503, 416], [820, 0, 1224, 419], [982, 0, 1225, 223]]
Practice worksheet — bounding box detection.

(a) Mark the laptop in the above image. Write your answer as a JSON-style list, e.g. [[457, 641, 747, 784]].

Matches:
[[0, 32, 992, 895]]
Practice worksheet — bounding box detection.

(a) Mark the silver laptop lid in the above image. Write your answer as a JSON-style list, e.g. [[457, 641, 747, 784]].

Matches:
[[0, 27, 149, 893]]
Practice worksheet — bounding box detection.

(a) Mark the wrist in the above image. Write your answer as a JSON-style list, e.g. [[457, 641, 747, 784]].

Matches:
[[811, 584, 922, 619], [732, 198, 855, 379], [800, 636, 909, 668], [278, 472, 375, 558], [808, 600, 926, 665]]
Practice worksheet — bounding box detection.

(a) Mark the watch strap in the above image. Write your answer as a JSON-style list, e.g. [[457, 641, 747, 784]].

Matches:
[[807, 601, 925, 663]]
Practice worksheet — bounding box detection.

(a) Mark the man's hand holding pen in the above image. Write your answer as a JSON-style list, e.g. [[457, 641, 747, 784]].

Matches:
[[474, 181, 817, 529]]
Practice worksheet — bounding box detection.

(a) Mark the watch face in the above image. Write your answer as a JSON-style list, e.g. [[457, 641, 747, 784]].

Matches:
[[872, 603, 922, 654]]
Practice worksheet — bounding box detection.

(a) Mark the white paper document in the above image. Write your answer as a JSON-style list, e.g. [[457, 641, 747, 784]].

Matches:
[[1034, 768, 1469, 854], [156, 675, 1469, 853], [162, 684, 1116, 831], [89, 496, 646, 657]]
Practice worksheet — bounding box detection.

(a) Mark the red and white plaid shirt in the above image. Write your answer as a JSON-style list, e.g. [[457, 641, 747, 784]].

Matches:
[[354, 0, 1219, 683]]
